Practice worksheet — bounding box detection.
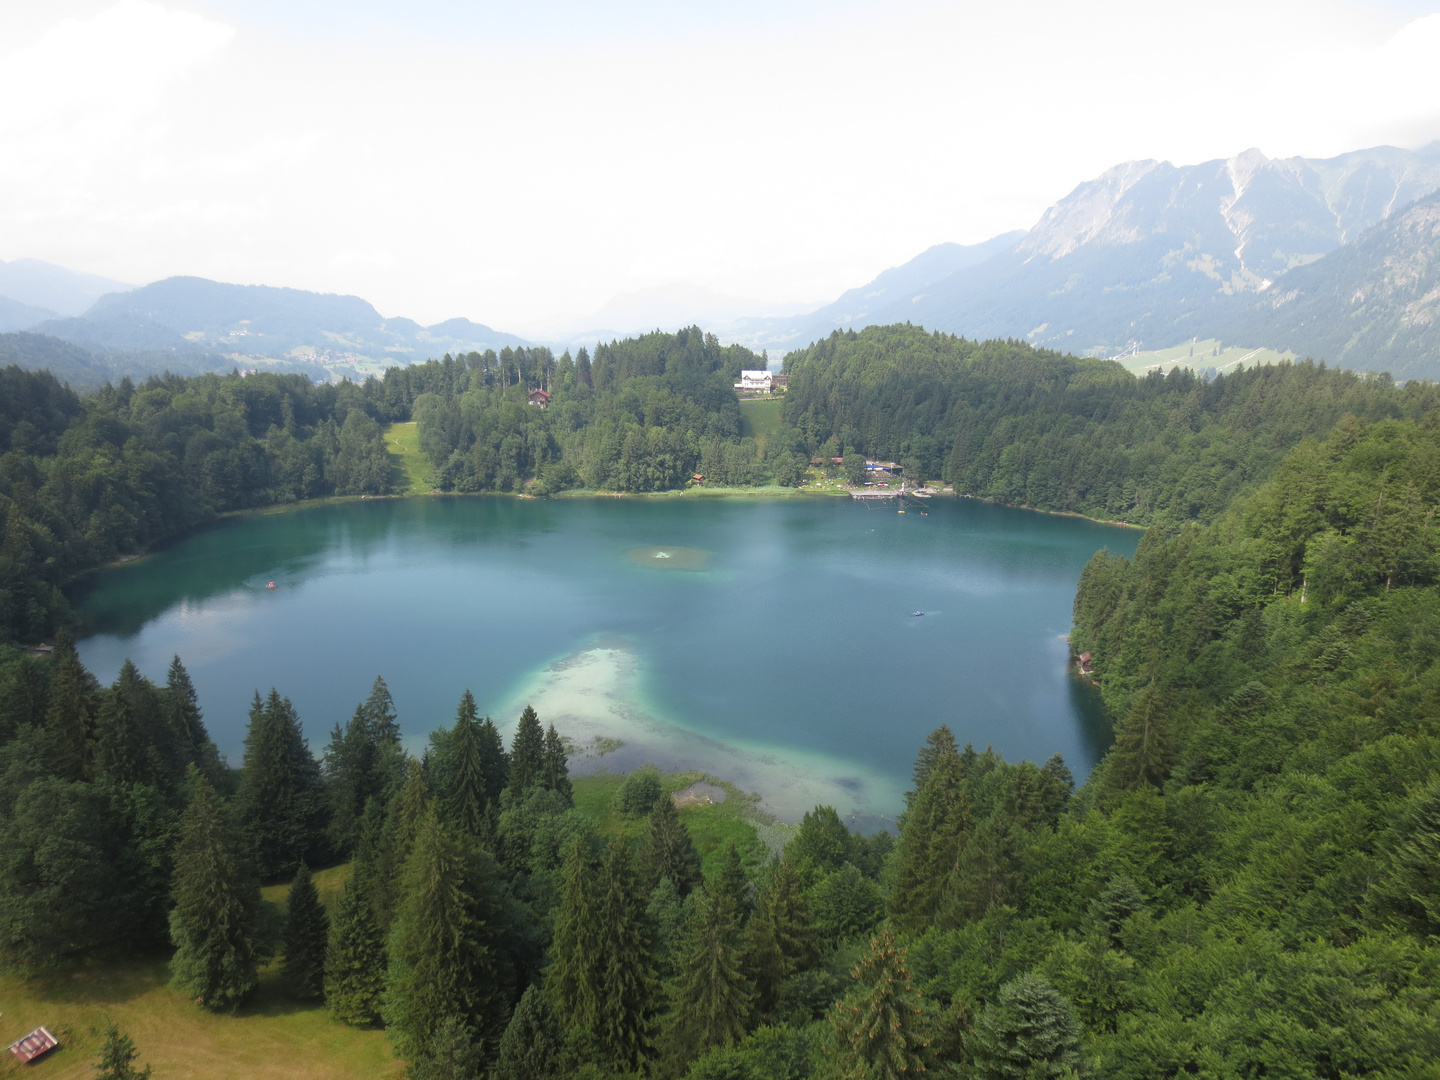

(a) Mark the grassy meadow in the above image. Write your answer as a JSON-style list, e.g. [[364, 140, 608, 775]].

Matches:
[[1112, 337, 1296, 376], [382, 421, 435, 495], [738, 397, 783, 455]]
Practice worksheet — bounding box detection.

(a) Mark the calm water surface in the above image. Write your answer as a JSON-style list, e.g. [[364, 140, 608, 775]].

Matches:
[[72, 496, 1137, 821]]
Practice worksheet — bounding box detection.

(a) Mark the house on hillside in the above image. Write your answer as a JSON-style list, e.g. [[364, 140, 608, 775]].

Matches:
[[734, 370, 772, 393], [527, 389, 551, 408]]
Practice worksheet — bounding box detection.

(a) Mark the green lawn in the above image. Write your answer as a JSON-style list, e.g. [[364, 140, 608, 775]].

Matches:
[[571, 771, 772, 878], [382, 421, 435, 495], [0, 958, 402, 1080], [738, 397, 783, 456]]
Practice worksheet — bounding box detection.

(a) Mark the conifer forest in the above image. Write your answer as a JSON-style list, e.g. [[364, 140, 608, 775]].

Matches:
[[2, 323, 1440, 1078]]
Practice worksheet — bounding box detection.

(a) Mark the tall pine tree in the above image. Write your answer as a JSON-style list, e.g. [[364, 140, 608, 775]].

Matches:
[[40, 630, 94, 782], [666, 884, 754, 1061], [889, 732, 975, 930], [383, 809, 509, 1065], [746, 858, 814, 1016], [507, 705, 546, 796], [831, 932, 929, 1080], [543, 723, 573, 804], [640, 791, 703, 897], [325, 868, 387, 1026], [162, 655, 223, 786], [169, 768, 260, 1010], [495, 985, 564, 1080], [595, 841, 656, 1072], [236, 689, 324, 879], [282, 863, 329, 1000]]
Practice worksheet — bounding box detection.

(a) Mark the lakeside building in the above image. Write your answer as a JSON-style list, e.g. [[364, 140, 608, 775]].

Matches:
[[734, 370, 773, 392], [527, 389, 551, 408]]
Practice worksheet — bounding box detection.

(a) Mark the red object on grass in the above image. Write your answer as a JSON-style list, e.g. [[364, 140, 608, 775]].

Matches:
[[8, 1026, 59, 1064]]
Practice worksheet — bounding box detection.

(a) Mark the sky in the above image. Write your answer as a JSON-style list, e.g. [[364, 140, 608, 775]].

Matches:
[[2, 0, 1439, 333]]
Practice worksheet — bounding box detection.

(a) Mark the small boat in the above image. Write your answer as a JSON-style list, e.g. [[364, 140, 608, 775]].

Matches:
[[266, 581, 277, 589], [911, 611, 925, 617], [898, 509, 905, 513]]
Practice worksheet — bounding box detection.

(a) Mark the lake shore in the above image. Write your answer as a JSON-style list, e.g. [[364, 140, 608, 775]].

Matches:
[[493, 642, 901, 829]]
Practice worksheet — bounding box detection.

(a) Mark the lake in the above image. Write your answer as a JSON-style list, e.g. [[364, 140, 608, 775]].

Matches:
[[72, 494, 1138, 827]]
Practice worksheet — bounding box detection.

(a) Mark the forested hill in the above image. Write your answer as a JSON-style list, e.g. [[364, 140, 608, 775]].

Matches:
[[410, 327, 800, 493], [781, 323, 1439, 525], [0, 366, 395, 641]]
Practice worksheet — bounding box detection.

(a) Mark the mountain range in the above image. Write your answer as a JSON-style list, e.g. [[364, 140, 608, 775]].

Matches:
[[720, 143, 1440, 375], [3, 141, 1440, 385]]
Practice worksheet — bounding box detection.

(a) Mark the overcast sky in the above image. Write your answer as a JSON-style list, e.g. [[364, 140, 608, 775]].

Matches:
[[2, 0, 1439, 332]]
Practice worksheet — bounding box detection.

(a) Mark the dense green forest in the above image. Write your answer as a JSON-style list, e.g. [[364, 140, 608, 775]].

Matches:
[[781, 324, 1439, 525], [2, 324, 1438, 1077], [407, 329, 805, 493]]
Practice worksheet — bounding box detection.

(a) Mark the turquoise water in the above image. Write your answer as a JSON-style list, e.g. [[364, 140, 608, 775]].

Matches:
[[71, 495, 1137, 823]]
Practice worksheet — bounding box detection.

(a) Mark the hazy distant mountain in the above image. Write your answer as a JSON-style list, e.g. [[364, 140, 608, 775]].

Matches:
[[0, 331, 259, 392], [0, 258, 133, 317], [1201, 188, 1440, 381], [877, 143, 1440, 359], [717, 232, 1027, 356], [37, 276, 528, 362], [0, 295, 58, 333]]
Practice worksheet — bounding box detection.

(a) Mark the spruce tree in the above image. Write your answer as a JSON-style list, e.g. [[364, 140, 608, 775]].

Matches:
[[236, 689, 324, 879], [889, 736, 975, 929], [363, 674, 401, 743], [1102, 684, 1174, 795], [93, 1023, 151, 1080], [788, 805, 854, 880], [475, 714, 508, 802], [495, 985, 564, 1080], [640, 791, 703, 897], [667, 884, 755, 1059], [408, 1016, 484, 1080], [907, 723, 959, 806], [831, 932, 929, 1080], [282, 863, 329, 1000], [373, 760, 433, 931], [970, 973, 1082, 1080], [169, 768, 260, 1010], [507, 704, 546, 795], [543, 722, 573, 804], [746, 858, 814, 1015], [547, 838, 605, 1034], [446, 693, 490, 839], [41, 630, 94, 782], [325, 869, 387, 1025], [92, 669, 154, 788], [324, 705, 377, 856], [383, 809, 507, 1063], [646, 876, 685, 980], [163, 655, 223, 786], [595, 841, 656, 1071], [713, 840, 752, 922]]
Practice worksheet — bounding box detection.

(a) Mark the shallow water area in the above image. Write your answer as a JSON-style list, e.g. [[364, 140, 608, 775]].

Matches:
[[71, 495, 1137, 824], [628, 545, 710, 571]]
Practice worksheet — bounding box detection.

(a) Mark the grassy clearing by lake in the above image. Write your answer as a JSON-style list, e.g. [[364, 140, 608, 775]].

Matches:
[[571, 771, 772, 877], [382, 421, 435, 495], [0, 959, 402, 1080], [738, 397, 783, 456]]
